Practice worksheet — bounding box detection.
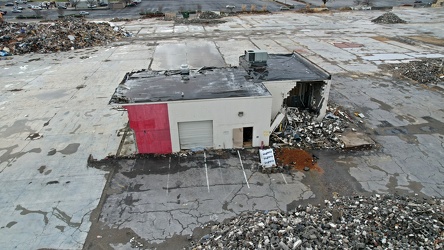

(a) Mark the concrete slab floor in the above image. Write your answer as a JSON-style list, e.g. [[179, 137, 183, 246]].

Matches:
[[0, 6, 443, 249]]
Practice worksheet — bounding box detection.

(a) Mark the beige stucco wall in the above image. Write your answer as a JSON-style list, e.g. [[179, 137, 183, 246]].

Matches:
[[167, 96, 272, 152]]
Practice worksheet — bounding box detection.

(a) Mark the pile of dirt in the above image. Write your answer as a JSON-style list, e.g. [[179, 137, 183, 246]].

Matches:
[[385, 58, 444, 85], [372, 12, 406, 24], [275, 148, 323, 172], [0, 17, 130, 55]]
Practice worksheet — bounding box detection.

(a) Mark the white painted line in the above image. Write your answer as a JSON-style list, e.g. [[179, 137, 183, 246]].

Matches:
[[281, 173, 288, 185], [166, 156, 171, 195], [237, 150, 250, 189], [204, 152, 210, 193], [218, 159, 228, 195]]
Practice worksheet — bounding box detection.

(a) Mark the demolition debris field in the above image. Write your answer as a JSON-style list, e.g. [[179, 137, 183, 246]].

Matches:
[[1, 6, 444, 250], [194, 194, 444, 249], [0, 18, 129, 55]]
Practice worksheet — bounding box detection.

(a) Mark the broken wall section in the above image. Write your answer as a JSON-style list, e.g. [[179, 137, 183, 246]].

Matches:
[[264, 79, 331, 122]]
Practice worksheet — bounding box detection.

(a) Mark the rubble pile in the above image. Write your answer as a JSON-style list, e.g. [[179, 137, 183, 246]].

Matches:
[[386, 58, 444, 85], [372, 12, 406, 24], [175, 18, 226, 24], [271, 106, 354, 149], [174, 11, 225, 24], [193, 194, 444, 249], [199, 11, 222, 19], [0, 18, 129, 55]]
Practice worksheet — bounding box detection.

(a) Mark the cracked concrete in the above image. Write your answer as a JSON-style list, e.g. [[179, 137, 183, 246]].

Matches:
[[1, 6, 443, 250], [89, 150, 316, 248]]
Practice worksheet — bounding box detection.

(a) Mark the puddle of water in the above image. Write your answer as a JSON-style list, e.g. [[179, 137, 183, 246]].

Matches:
[[15, 205, 49, 225], [370, 97, 393, 111], [0, 145, 41, 163], [0, 120, 33, 138], [6, 221, 17, 228], [58, 143, 80, 155], [35, 89, 69, 101], [38, 165, 46, 173]]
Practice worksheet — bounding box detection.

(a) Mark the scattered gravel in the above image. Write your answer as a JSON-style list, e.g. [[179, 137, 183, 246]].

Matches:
[[386, 58, 444, 85], [0, 18, 129, 55], [372, 12, 406, 24], [193, 194, 444, 249]]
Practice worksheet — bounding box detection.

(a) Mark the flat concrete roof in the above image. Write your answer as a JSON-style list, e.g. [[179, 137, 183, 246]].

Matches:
[[260, 53, 331, 82], [110, 52, 330, 104], [110, 67, 272, 104]]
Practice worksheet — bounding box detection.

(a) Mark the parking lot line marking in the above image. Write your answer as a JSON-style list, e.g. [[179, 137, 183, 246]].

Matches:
[[217, 159, 228, 195], [204, 152, 210, 193], [237, 150, 250, 189], [281, 173, 288, 184], [166, 156, 171, 195]]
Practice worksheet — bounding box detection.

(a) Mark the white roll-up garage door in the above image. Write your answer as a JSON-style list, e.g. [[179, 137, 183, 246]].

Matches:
[[178, 120, 213, 150]]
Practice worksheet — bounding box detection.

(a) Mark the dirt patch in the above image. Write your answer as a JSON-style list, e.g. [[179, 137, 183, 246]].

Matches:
[[275, 148, 323, 173], [371, 36, 391, 42], [408, 36, 444, 46]]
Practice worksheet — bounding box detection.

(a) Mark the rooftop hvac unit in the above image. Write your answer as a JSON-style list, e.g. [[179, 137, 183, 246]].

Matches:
[[245, 50, 268, 65], [180, 64, 190, 75]]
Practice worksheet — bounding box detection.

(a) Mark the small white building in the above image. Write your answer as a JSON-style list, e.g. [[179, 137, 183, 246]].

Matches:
[[110, 51, 331, 154]]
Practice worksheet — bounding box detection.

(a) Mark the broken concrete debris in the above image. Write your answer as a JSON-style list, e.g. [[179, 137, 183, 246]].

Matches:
[[199, 11, 222, 19], [0, 18, 130, 55], [193, 194, 444, 249], [174, 11, 226, 24], [271, 105, 357, 150], [372, 12, 406, 24], [385, 58, 444, 85]]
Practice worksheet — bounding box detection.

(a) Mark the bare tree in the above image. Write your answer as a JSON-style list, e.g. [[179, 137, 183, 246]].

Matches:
[[123, 0, 132, 6], [70, 0, 81, 9], [261, 4, 267, 12], [86, 0, 97, 7], [354, 0, 372, 6], [250, 4, 256, 12], [157, 4, 163, 13], [362, 0, 373, 6]]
